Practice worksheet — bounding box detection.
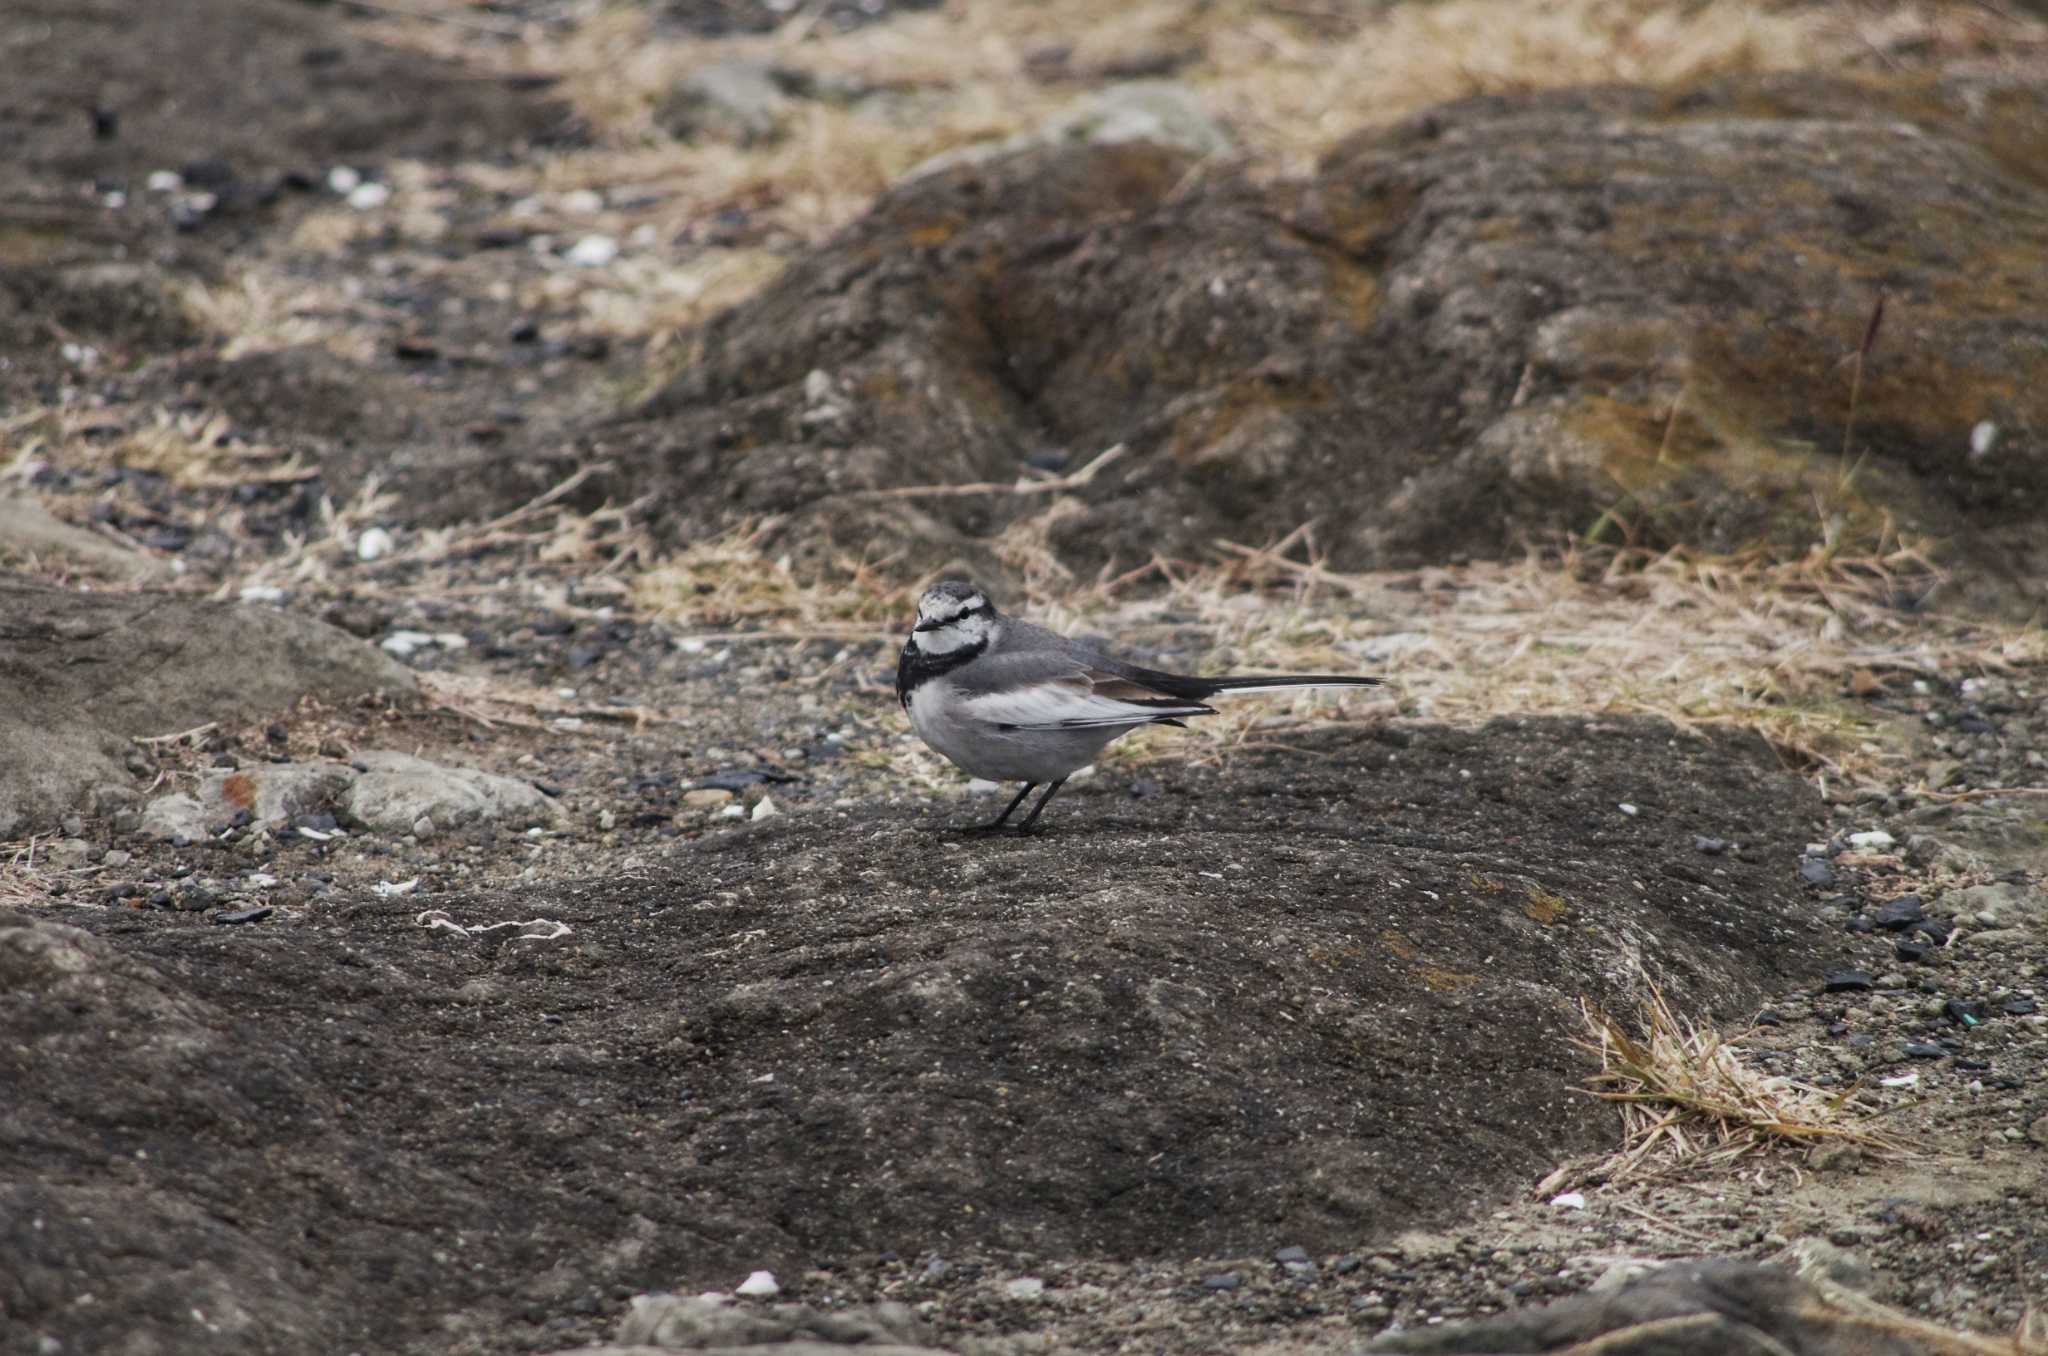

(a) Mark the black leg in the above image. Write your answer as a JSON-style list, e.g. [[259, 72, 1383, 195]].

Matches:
[[1014, 779, 1067, 833], [962, 782, 1035, 833]]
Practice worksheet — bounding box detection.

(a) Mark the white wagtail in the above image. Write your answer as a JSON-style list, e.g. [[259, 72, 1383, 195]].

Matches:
[[896, 579, 1383, 832]]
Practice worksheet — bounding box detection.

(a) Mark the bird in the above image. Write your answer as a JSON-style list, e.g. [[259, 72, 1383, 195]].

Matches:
[[895, 579, 1383, 833]]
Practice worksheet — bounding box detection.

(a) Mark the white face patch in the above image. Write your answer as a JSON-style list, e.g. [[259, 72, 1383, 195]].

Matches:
[[917, 591, 984, 624], [911, 611, 993, 655]]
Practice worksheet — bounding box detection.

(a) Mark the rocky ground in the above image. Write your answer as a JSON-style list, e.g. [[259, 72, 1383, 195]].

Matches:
[[3, 1, 2047, 1355]]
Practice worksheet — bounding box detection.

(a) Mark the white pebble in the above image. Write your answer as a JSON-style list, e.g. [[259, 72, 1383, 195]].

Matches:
[[1969, 421, 1998, 458], [356, 526, 395, 561], [380, 630, 435, 658], [565, 234, 618, 267], [238, 585, 286, 605], [560, 188, 604, 214], [719, 805, 746, 820], [751, 796, 779, 822], [372, 878, 420, 898], [1848, 830, 1895, 849], [735, 1270, 779, 1298], [1005, 1277, 1045, 1299], [966, 779, 1001, 797], [326, 165, 362, 193], [146, 169, 184, 192], [1617, 803, 1638, 817], [246, 873, 278, 888], [347, 182, 391, 211], [1550, 1191, 1587, 1210]]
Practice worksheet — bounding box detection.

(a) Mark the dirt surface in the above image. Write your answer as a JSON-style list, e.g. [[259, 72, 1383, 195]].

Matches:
[[0, 713, 1830, 1355], [2, 2, 2046, 1355]]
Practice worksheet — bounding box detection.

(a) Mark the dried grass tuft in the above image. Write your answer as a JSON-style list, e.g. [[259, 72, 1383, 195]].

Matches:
[[629, 520, 915, 637], [1579, 973, 1911, 1179]]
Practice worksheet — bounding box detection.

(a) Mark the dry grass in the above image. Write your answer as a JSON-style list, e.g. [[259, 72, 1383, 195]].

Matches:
[[1579, 973, 1911, 1179], [615, 492, 2046, 786], [346, 0, 2048, 261], [629, 519, 916, 635]]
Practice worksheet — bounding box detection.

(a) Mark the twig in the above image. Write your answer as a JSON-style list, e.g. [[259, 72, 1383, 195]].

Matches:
[[328, 0, 526, 37], [131, 721, 218, 747], [848, 443, 1126, 501], [1836, 291, 1886, 493], [1612, 1199, 1722, 1245]]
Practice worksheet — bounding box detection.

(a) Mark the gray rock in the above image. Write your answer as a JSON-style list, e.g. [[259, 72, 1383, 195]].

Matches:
[[657, 60, 797, 145], [206, 763, 359, 828], [1366, 1258, 1956, 1353], [139, 794, 213, 843], [1778, 1236, 1875, 1294], [1942, 881, 2044, 923], [343, 750, 557, 833], [612, 1293, 935, 1350], [0, 491, 164, 581], [0, 581, 413, 837], [908, 80, 1230, 179], [139, 763, 358, 841], [46, 838, 95, 867]]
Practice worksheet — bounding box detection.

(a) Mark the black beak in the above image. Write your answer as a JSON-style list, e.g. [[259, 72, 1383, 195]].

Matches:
[[913, 617, 944, 633]]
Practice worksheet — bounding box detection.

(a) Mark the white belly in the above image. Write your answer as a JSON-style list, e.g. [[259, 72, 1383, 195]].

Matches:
[[906, 679, 1124, 784]]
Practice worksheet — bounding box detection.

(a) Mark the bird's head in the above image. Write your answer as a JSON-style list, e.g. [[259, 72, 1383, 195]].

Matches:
[[909, 579, 997, 655]]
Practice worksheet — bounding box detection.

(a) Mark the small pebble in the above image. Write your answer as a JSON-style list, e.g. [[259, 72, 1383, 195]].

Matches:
[[566, 234, 619, 267], [735, 1270, 779, 1298], [357, 526, 396, 561]]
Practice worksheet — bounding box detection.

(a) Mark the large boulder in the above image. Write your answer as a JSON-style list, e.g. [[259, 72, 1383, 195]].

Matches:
[[0, 580, 414, 836], [582, 72, 2046, 611]]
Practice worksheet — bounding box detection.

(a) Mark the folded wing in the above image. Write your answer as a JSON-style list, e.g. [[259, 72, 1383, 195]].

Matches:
[[964, 669, 1217, 731]]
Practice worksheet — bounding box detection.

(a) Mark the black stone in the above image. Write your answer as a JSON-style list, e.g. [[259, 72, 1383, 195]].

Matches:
[[1846, 914, 1876, 934], [1894, 941, 1930, 963], [697, 767, 799, 791], [1901, 1042, 1945, 1059], [1871, 895, 1924, 930], [1944, 1000, 1989, 1027], [1800, 859, 1836, 887], [212, 906, 274, 925], [1202, 1272, 1241, 1292], [2003, 997, 2039, 1017], [1823, 970, 1873, 993], [1956, 1057, 1991, 1071], [1273, 1246, 1311, 1264], [1912, 917, 1953, 943]]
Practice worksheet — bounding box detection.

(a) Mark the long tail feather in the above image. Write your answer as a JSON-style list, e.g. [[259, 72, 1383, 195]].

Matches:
[[1203, 675, 1382, 696]]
